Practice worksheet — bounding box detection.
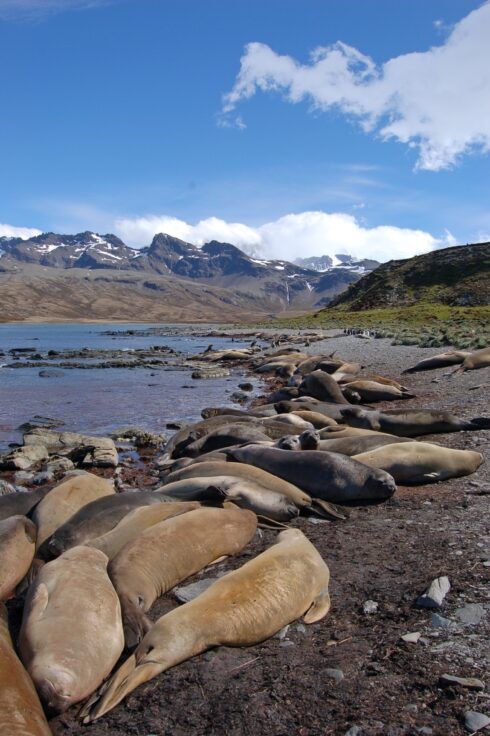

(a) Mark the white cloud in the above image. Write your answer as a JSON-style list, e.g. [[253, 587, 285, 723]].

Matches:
[[0, 222, 41, 239], [0, 0, 114, 20], [221, 3, 490, 171], [115, 211, 454, 263]]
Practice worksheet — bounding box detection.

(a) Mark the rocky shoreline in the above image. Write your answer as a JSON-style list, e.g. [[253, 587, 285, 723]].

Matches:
[[1, 331, 489, 736]]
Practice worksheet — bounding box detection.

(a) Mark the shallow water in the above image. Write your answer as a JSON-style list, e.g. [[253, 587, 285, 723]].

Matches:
[[0, 323, 258, 450]]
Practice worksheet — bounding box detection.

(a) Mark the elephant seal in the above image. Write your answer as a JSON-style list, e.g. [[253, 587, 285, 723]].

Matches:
[[227, 445, 396, 503], [353, 442, 483, 484], [317, 434, 412, 456], [340, 406, 490, 436], [87, 501, 201, 560], [163, 461, 312, 509], [81, 528, 330, 722], [158, 476, 300, 522], [181, 423, 271, 457], [110, 506, 257, 647], [290, 410, 338, 428], [0, 516, 36, 601], [299, 370, 349, 404], [19, 546, 124, 712], [42, 490, 173, 559], [454, 346, 490, 373], [276, 430, 320, 451], [342, 380, 415, 403], [261, 413, 314, 430], [275, 400, 348, 422], [0, 485, 52, 523], [403, 350, 471, 374], [0, 603, 51, 736], [32, 474, 114, 550], [319, 425, 401, 440]]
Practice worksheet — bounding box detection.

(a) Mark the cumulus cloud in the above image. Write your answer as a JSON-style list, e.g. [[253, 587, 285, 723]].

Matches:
[[0, 222, 41, 239], [115, 211, 455, 263], [0, 0, 114, 20], [221, 3, 490, 171]]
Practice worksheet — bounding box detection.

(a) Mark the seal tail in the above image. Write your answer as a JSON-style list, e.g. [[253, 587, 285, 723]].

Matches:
[[80, 654, 161, 723], [120, 596, 153, 649], [470, 417, 490, 430]]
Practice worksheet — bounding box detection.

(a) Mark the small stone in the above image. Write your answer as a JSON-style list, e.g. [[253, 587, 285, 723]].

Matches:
[[464, 711, 490, 732], [430, 613, 455, 629], [415, 576, 450, 609], [174, 578, 218, 603], [401, 632, 421, 644], [345, 727, 364, 736], [275, 625, 290, 640], [455, 603, 486, 625], [0, 479, 16, 495], [295, 623, 306, 634], [417, 728, 433, 735], [14, 471, 35, 483], [279, 640, 295, 647], [439, 674, 485, 691], [32, 471, 54, 485], [324, 668, 344, 684], [238, 382, 254, 392], [403, 704, 418, 713], [363, 600, 378, 614], [483, 561, 490, 568]]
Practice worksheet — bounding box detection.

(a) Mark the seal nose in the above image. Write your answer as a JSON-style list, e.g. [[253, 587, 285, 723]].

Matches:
[[34, 666, 76, 712]]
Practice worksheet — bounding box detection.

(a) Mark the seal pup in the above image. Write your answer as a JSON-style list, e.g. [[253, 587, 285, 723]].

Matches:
[[110, 505, 257, 647], [32, 474, 114, 550], [0, 485, 52, 523], [340, 406, 490, 436], [0, 603, 51, 736], [86, 501, 202, 560], [227, 445, 396, 503], [19, 546, 124, 712], [352, 442, 483, 484], [0, 515, 36, 600], [454, 346, 490, 374], [181, 423, 271, 457], [81, 528, 330, 722]]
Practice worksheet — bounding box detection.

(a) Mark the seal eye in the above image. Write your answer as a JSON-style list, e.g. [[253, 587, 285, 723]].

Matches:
[[137, 595, 145, 607]]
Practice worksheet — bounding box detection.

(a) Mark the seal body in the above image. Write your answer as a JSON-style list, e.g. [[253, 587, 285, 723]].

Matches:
[[342, 380, 415, 403], [32, 474, 114, 549], [340, 407, 486, 436], [87, 501, 201, 560], [19, 546, 124, 712], [353, 442, 483, 484], [0, 603, 51, 736], [403, 351, 471, 373], [81, 528, 330, 722], [317, 434, 412, 456], [299, 370, 349, 404], [109, 505, 257, 647], [227, 445, 396, 502], [0, 485, 51, 523], [455, 346, 490, 373], [0, 515, 36, 600]]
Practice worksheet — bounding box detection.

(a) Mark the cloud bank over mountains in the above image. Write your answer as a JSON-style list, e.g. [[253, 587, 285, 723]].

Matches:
[[221, 3, 490, 171], [0, 223, 42, 239], [114, 211, 455, 263]]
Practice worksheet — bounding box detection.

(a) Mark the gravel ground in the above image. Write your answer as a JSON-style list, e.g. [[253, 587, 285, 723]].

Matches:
[[18, 336, 490, 736]]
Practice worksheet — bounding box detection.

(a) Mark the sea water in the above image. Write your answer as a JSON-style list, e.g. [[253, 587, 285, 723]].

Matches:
[[0, 323, 259, 450]]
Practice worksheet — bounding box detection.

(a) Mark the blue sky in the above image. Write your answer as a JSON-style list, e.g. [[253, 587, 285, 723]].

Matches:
[[1, 0, 489, 262]]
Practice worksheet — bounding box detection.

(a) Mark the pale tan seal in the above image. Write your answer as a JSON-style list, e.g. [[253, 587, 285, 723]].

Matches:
[[81, 528, 330, 722], [19, 546, 124, 712], [0, 515, 36, 601], [454, 346, 490, 373], [0, 603, 51, 736], [352, 442, 483, 484], [290, 410, 338, 428], [87, 501, 202, 560], [32, 474, 114, 550], [342, 380, 415, 403], [109, 506, 257, 647], [403, 350, 471, 374]]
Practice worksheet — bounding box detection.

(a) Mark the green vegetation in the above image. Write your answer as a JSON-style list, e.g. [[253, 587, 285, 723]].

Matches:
[[252, 304, 490, 349]]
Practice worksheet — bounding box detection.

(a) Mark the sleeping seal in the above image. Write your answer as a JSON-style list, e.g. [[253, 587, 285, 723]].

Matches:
[[0, 485, 52, 523], [227, 445, 396, 503], [402, 350, 471, 373], [32, 474, 114, 550], [0, 603, 51, 735], [340, 406, 490, 436], [19, 546, 124, 712], [109, 505, 257, 647], [342, 380, 415, 403], [0, 516, 36, 601], [299, 370, 349, 404], [352, 442, 483, 484], [454, 346, 490, 373], [81, 528, 330, 722]]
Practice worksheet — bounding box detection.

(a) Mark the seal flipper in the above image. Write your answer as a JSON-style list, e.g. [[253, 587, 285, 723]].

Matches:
[[27, 581, 49, 620], [308, 499, 349, 521], [303, 589, 331, 624], [470, 417, 490, 430]]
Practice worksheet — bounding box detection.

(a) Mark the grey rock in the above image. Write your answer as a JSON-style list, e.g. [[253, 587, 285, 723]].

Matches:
[[295, 623, 306, 634], [464, 711, 490, 732], [345, 727, 364, 736], [430, 613, 455, 628], [417, 728, 433, 735], [0, 443, 49, 471], [439, 674, 485, 690], [238, 382, 254, 392], [455, 603, 486, 625], [324, 668, 344, 683], [415, 576, 450, 609], [279, 640, 295, 647], [0, 479, 16, 495], [14, 470, 35, 483], [363, 600, 378, 614], [401, 631, 421, 643], [275, 625, 290, 640], [44, 456, 75, 474], [403, 704, 418, 714], [32, 471, 54, 485], [174, 578, 218, 603]]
